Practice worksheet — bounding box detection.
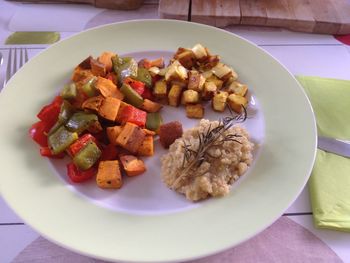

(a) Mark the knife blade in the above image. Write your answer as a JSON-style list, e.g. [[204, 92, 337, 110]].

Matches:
[[317, 136, 350, 158]]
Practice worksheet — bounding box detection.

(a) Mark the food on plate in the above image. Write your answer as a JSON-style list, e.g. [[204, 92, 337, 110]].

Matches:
[[161, 113, 253, 201], [29, 44, 253, 195]]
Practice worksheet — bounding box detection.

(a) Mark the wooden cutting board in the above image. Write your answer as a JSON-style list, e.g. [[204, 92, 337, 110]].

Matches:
[[159, 0, 350, 35]]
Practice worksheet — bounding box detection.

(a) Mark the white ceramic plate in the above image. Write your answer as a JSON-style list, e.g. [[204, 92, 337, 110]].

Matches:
[[0, 20, 316, 262]]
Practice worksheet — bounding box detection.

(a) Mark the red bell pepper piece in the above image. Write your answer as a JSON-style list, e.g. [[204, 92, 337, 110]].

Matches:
[[119, 105, 147, 127], [100, 144, 118, 161], [67, 162, 96, 183], [37, 96, 63, 128], [40, 147, 65, 159], [124, 77, 145, 95], [29, 121, 51, 147], [67, 134, 98, 157]]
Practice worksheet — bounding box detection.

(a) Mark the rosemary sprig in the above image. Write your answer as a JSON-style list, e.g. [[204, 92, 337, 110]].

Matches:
[[171, 106, 247, 190]]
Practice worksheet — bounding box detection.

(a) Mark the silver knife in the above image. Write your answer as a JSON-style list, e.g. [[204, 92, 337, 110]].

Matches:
[[317, 136, 350, 158]]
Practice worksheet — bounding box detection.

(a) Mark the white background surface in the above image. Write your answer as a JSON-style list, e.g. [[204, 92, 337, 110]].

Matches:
[[1, 1, 350, 262]]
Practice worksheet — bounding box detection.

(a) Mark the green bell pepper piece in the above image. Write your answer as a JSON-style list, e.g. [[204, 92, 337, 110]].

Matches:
[[112, 56, 138, 85], [82, 77, 97, 97], [48, 100, 74, 135], [48, 126, 78, 154], [120, 83, 144, 108], [61, 83, 77, 100], [136, 67, 152, 88], [146, 112, 163, 131], [65, 112, 98, 134], [73, 141, 101, 170]]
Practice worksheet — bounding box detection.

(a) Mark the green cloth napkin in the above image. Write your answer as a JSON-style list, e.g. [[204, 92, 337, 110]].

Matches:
[[297, 76, 350, 232], [5, 32, 60, 45]]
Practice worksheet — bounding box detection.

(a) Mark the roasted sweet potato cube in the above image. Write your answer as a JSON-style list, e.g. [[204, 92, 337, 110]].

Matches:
[[212, 91, 228, 112], [82, 95, 104, 112], [115, 101, 129, 123], [168, 84, 183, 107], [120, 155, 146, 176], [159, 121, 183, 149], [96, 160, 122, 189], [141, 99, 163, 113], [202, 82, 217, 100], [98, 51, 115, 72], [106, 126, 123, 145], [98, 97, 121, 121], [188, 71, 205, 92], [71, 67, 94, 83], [90, 58, 106, 77], [95, 76, 124, 100], [137, 135, 154, 156], [153, 80, 167, 98], [227, 94, 248, 113], [116, 122, 146, 153], [78, 56, 92, 69], [186, 104, 204, 119], [183, 90, 199, 104]]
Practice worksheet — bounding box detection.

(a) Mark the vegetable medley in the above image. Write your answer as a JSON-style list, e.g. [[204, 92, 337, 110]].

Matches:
[[29, 44, 250, 189]]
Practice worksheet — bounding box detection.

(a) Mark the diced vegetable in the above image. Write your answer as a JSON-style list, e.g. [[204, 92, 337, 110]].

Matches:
[[81, 77, 97, 97], [153, 80, 167, 99], [146, 112, 162, 132], [29, 121, 51, 147], [202, 81, 217, 100], [71, 67, 94, 83], [136, 67, 152, 88], [168, 84, 182, 107], [90, 58, 106, 77], [165, 60, 188, 82], [124, 77, 145, 95], [186, 104, 204, 119], [98, 51, 115, 72], [48, 126, 78, 154], [82, 95, 104, 112], [65, 112, 98, 134], [141, 99, 162, 113], [40, 147, 65, 159], [61, 83, 77, 100], [57, 100, 75, 125], [227, 94, 248, 113], [95, 76, 124, 100], [116, 122, 146, 154], [227, 81, 248, 96], [67, 134, 98, 157], [187, 70, 205, 92], [87, 120, 103, 134], [206, 75, 223, 89], [183, 90, 199, 104], [78, 56, 92, 70], [118, 105, 147, 127], [96, 160, 122, 189], [73, 141, 101, 170], [120, 155, 146, 176], [159, 121, 183, 149], [137, 135, 154, 156], [67, 162, 96, 183], [120, 83, 144, 108], [36, 96, 63, 128], [191, 44, 208, 61], [174, 48, 195, 69], [113, 56, 138, 85], [212, 91, 228, 112], [106, 126, 123, 145], [98, 97, 121, 122], [212, 62, 232, 80], [100, 144, 118, 161]]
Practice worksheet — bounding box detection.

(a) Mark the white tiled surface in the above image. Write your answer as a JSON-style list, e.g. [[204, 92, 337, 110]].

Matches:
[[1, 1, 350, 263]]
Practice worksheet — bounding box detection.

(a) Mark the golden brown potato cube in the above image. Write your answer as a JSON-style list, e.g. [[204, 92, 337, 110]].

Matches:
[[202, 81, 217, 100], [165, 60, 188, 82], [141, 99, 163, 113], [180, 93, 186, 105], [116, 122, 146, 154], [191, 44, 208, 61], [212, 63, 232, 79], [98, 97, 121, 121], [106, 126, 123, 145], [212, 91, 228, 112], [206, 75, 223, 89], [96, 160, 122, 189], [229, 81, 248, 96], [227, 94, 248, 113], [183, 90, 199, 104], [90, 58, 106, 77], [186, 104, 204, 119], [153, 80, 167, 99], [174, 48, 195, 69], [188, 70, 205, 92], [168, 84, 183, 107], [120, 155, 146, 176], [137, 135, 154, 156], [82, 95, 104, 112]]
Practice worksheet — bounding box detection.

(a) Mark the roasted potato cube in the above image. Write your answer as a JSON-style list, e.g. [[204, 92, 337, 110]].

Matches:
[[212, 62, 232, 79], [186, 104, 204, 119], [98, 97, 121, 121], [90, 58, 106, 77], [191, 44, 208, 61], [168, 84, 183, 107], [116, 122, 146, 154], [159, 121, 183, 149], [201, 55, 220, 70], [202, 81, 217, 100], [188, 70, 205, 92], [106, 126, 123, 145], [165, 60, 188, 82], [212, 91, 228, 112], [95, 76, 124, 100], [229, 81, 248, 96], [120, 155, 146, 176], [141, 99, 163, 113], [227, 94, 248, 113], [153, 80, 167, 98], [82, 95, 104, 112], [180, 93, 186, 105], [183, 90, 199, 104], [96, 160, 122, 189], [137, 135, 154, 156], [206, 75, 223, 89], [174, 48, 195, 69], [148, 66, 160, 77]]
